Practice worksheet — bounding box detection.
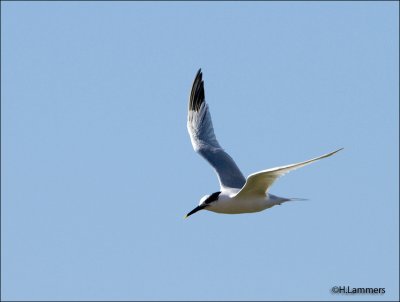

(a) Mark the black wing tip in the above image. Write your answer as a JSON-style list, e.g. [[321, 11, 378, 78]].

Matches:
[[194, 68, 203, 86], [189, 68, 205, 112]]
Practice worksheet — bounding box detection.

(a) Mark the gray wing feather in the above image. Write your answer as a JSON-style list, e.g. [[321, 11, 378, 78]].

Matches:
[[235, 148, 343, 198], [187, 69, 246, 189]]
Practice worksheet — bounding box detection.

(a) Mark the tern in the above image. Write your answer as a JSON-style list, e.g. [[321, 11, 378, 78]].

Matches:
[[185, 69, 342, 218]]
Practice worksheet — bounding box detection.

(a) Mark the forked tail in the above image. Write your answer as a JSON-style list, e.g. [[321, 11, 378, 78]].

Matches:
[[288, 197, 309, 201]]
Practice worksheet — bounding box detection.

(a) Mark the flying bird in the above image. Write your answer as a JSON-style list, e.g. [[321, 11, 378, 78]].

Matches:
[[185, 69, 342, 218]]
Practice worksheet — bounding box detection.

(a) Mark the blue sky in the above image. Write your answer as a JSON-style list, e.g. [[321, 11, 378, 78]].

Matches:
[[1, 1, 398, 301]]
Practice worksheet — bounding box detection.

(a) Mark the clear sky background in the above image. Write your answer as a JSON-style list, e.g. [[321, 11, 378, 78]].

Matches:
[[1, 1, 399, 301]]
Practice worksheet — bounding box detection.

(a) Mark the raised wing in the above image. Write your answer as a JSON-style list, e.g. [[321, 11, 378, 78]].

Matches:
[[187, 69, 246, 190], [235, 148, 343, 198]]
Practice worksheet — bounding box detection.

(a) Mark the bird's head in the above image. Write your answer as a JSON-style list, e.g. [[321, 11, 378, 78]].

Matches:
[[185, 191, 221, 218]]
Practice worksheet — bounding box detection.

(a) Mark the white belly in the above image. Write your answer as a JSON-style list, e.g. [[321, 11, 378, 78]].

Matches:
[[206, 195, 277, 214]]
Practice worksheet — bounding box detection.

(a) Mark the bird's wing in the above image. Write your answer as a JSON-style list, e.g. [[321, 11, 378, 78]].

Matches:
[[234, 148, 343, 198], [187, 69, 246, 190]]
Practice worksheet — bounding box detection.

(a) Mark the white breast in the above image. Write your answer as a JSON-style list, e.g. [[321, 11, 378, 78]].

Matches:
[[205, 191, 274, 214]]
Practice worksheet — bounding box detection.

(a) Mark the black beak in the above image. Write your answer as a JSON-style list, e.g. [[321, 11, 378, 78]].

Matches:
[[185, 204, 207, 218]]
